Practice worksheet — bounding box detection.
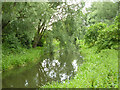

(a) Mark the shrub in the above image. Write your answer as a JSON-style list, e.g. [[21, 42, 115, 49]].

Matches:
[[96, 23, 118, 51], [84, 15, 119, 51], [84, 23, 107, 47]]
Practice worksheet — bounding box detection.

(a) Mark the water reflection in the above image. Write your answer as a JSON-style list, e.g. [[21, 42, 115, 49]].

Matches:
[[2, 51, 82, 88]]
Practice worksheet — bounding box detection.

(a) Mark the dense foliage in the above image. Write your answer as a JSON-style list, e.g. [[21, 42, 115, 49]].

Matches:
[[84, 15, 119, 51], [2, 1, 119, 88], [2, 2, 55, 51], [84, 23, 107, 46], [86, 2, 118, 25]]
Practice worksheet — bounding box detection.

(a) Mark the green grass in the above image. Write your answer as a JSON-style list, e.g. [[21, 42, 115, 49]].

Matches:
[[2, 47, 43, 71], [42, 46, 118, 88]]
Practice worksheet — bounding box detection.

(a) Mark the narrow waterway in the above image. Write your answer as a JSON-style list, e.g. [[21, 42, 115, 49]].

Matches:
[[2, 50, 83, 88]]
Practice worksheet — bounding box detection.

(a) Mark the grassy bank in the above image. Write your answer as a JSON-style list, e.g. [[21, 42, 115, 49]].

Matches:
[[42, 46, 118, 88], [2, 47, 43, 71]]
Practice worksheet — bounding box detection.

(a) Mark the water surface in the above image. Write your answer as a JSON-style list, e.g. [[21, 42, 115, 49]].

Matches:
[[2, 50, 83, 88]]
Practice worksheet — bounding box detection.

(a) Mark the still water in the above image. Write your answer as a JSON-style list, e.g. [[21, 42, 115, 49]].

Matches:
[[2, 50, 83, 88]]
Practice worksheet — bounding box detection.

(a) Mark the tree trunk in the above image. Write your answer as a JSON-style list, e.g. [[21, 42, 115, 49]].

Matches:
[[32, 20, 46, 48]]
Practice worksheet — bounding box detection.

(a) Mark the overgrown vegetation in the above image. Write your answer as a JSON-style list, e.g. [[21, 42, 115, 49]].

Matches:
[[42, 45, 118, 88], [2, 47, 43, 71], [84, 17, 119, 52], [42, 2, 119, 88], [2, 1, 119, 88]]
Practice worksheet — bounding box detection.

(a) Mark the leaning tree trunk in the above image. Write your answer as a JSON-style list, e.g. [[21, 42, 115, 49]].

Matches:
[[33, 19, 46, 48], [33, 31, 44, 48], [32, 20, 46, 48]]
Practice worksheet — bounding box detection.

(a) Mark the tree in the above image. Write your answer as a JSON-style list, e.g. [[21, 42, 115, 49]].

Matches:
[[2, 2, 36, 49], [86, 2, 118, 25], [44, 2, 85, 54], [2, 2, 55, 49]]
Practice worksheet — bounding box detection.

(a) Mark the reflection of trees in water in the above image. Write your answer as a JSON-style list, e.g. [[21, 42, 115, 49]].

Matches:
[[2, 50, 81, 88], [3, 33, 83, 87], [37, 52, 78, 85]]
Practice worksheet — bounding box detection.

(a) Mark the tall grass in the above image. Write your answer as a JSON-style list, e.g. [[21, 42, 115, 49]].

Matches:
[[2, 47, 43, 71]]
